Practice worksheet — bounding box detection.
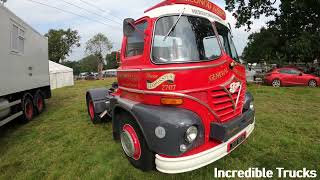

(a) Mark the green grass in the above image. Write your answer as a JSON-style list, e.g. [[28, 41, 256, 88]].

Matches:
[[0, 80, 319, 179]]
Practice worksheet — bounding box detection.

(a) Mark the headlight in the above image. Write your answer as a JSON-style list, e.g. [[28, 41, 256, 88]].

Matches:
[[250, 101, 255, 111], [185, 126, 198, 143]]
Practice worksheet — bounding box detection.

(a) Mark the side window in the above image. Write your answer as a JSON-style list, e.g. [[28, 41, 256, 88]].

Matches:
[[215, 22, 239, 62], [279, 69, 290, 74], [125, 21, 147, 57], [11, 22, 25, 54], [289, 69, 300, 75], [203, 36, 221, 59], [228, 33, 239, 61]]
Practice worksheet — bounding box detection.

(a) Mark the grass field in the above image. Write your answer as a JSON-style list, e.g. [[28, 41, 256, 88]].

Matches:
[[0, 79, 319, 179]]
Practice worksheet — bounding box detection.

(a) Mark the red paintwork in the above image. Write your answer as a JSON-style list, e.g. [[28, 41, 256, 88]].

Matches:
[[264, 68, 320, 87], [115, 1, 247, 158], [25, 101, 33, 120], [37, 97, 44, 112], [123, 124, 142, 160], [144, 0, 226, 20]]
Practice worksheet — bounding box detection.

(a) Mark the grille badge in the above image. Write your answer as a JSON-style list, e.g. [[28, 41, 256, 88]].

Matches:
[[229, 82, 241, 94]]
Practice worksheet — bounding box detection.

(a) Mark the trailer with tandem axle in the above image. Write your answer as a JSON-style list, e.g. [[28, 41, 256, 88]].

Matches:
[[86, 0, 255, 174], [0, 5, 51, 127]]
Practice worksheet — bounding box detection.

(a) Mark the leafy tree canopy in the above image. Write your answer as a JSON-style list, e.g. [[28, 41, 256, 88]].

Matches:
[[228, 0, 320, 63], [105, 51, 119, 70], [85, 33, 113, 79], [45, 28, 80, 63]]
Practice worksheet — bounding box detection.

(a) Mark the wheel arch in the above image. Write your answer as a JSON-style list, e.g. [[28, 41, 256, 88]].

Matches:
[[112, 105, 147, 146], [86, 88, 108, 114]]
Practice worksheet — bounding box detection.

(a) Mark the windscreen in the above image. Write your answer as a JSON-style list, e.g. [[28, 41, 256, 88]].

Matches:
[[152, 15, 222, 64], [215, 22, 239, 62]]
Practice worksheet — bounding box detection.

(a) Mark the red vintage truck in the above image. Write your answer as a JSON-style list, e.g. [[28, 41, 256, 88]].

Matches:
[[86, 0, 255, 174]]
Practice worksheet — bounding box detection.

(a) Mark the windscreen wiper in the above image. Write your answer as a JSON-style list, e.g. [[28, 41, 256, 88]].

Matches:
[[163, 7, 186, 41]]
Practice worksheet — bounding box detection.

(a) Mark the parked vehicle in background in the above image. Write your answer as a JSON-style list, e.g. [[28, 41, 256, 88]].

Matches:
[[264, 68, 320, 87], [104, 69, 117, 77], [246, 68, 256, 83], [78, 72, 89, 80], [0, 5, 51, 127], [85, 72, 97, 80]]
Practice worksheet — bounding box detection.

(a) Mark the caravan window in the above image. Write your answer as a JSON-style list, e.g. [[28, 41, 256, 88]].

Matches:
[[11, 22, 25, 54]]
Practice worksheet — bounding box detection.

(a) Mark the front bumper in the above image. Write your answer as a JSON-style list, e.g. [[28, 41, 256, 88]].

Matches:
[[155, 119, 255, 174]]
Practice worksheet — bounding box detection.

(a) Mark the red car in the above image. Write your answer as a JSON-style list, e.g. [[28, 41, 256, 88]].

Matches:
[[264, 68, 320, 87]]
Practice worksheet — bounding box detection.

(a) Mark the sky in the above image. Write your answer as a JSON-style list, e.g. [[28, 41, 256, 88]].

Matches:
[[4, 0, 274, 61]]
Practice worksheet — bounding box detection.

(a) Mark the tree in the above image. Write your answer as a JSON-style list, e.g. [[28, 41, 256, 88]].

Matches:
[[45, 29, 80, 63], [105, 51, 119, 69], [85, 33, 113, 79], [225, 0, 320, 30], [78, 55, 99, 73], [230, 0, 320, 63], [242, 27, 281, 64], [61, 61, 81, 75]]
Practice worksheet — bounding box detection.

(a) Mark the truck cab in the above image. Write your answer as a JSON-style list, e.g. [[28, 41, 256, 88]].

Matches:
[[86, 0, 255, 174]]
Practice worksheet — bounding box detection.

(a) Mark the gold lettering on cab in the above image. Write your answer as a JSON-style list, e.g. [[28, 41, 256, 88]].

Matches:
[[209, 68, 228, 81]]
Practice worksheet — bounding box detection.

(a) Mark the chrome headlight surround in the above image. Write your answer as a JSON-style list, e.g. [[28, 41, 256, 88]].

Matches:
[[185, 126, 198, 143], [250, 101, 255, 111]]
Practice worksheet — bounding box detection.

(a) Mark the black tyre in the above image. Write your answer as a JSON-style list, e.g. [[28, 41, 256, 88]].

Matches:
[[119, 113, 155, 171], [86, 95, 101, 124], [34, 92, 45, 114], [272, 79, 281, 87], [308, 80, 317, 87], [22, 96, 34, 122]]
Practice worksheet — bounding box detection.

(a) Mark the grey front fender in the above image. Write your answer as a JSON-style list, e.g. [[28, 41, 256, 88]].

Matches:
[[111, 97, 204, 157]]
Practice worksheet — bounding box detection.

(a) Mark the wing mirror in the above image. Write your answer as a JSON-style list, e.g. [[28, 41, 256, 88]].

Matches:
[[123, 18, 135, 36]]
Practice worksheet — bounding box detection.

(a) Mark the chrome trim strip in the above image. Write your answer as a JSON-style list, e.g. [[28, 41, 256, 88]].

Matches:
[[119, 86, 221, 122], [117, 60, 227, 72], [219, 75, 244, 113], [235, 83, 242, 112], [221, 86, 236, 110]]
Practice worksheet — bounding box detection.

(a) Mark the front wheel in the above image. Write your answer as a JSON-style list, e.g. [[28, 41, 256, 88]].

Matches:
[[272, 79, 281, 87], [119, 113, 155, 171], [308, 80, 317, 87]]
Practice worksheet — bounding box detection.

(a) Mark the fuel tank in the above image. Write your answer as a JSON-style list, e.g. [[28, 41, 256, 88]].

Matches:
[[0, 99, 11, 119]]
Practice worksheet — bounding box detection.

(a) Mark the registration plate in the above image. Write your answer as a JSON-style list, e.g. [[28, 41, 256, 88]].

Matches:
[[228, 133, 246, 152]]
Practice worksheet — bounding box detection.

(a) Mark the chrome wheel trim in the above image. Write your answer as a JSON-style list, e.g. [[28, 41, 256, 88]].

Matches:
[[120, 130, 135, 158], [272, 80, 280, 87]]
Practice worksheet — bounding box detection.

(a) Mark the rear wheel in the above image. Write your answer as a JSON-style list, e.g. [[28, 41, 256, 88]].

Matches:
[[22, 96, 34, 122], [34, 92, 45, 114], [308, 80, 317, 87], [119, 113, 154, 171], [272, 79, 281, 87], [86, 95, 101, 124]]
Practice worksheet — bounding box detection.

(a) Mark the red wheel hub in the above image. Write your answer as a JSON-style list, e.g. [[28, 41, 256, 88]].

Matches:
[[37, 97, 43, 112], [121, 124, 141, 160], [25, 101, 33, 120], [88, 100, 95, 121]]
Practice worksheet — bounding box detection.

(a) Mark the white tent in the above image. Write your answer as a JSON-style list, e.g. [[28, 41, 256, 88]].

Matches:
[[49, 61, 74, 90]]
